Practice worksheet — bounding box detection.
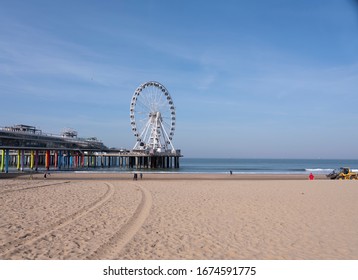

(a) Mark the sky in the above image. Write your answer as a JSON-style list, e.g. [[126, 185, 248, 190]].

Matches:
[[1, 0, 358, 158]]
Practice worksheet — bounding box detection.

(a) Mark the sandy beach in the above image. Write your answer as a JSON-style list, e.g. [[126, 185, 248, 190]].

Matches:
[[0, 173, 357, 260]]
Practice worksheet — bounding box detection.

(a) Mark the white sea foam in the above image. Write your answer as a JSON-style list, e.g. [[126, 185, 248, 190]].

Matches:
[[305, 168, 334, 174], [306, 168, 358, 174]]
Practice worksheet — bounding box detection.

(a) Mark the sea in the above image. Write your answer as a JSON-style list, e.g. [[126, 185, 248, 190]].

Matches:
[[8, 158, 358, 175], [67, 158, 358, 175], [177, 158, 358, 175]]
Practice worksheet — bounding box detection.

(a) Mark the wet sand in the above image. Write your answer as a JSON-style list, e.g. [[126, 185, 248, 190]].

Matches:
[[0, 173, 357, 259]]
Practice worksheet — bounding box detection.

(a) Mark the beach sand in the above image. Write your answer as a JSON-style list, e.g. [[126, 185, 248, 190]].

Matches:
[[0, 173, 357, 260]]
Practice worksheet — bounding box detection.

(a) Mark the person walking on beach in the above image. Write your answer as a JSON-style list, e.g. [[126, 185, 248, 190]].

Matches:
[[140, 173, 143, 180], [309, 173, 314, 180], [133, 173, 137, 180]]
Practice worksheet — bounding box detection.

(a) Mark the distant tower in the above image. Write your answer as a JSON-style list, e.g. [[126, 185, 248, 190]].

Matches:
[[130, 81, 176, 153]]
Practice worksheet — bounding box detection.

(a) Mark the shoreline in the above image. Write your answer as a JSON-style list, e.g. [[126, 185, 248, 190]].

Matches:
[[1, 172, 328, 181]]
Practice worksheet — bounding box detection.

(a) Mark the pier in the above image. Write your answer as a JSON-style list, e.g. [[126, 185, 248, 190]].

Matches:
[[0, 125, 181, 173], [1, 82, 183, 173]]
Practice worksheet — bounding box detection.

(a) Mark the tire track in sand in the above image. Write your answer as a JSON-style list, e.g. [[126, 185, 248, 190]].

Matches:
[[87, 183, 152, 259], [0, 181, 71, 195], [0, 182, 115, 258]]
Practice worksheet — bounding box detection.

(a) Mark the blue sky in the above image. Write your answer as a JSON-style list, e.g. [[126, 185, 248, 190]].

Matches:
[[1, 0, 358, 158]]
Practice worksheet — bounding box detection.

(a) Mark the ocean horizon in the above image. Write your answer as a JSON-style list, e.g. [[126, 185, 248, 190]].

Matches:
[[4, 158, 358, 175], [67, 158, 358, 175], [177, 158, 358, 175]]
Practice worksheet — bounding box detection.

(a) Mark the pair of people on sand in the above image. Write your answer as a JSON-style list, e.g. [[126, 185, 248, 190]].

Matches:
[[133, 173, 143, 180]]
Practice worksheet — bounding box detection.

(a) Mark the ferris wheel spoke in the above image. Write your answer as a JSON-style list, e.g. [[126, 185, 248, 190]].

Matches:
[[163, 118, 175, 125], [153, 88, 160, 111], [136, 99, 152, 112], [135, 111, 149, 118], [143, 92, 153, 111], [156, 91, 164, 109], [156, 99, 168, 109], [161, 118, 172, 130], [140, 118, 152, 138], [161, 112, 172, 118], [148, 86, 157, 105], [162, 126, 172, 134]]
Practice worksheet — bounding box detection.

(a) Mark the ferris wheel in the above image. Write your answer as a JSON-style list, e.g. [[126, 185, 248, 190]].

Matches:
[[130, 81, 176, 152]]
